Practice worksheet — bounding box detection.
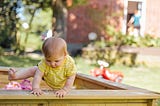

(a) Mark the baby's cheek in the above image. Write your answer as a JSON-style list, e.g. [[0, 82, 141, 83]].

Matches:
[[58, 62, 63, 66], [46, 62, 51, 66]]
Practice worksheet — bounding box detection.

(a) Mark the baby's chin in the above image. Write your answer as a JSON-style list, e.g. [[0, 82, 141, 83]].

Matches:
[[51, 65, 60, 68], [51, 66, 57, 68]]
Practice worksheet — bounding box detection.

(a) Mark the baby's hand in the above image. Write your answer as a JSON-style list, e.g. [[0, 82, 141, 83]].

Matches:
[[31, 88, 43, 96], [55, 89, 67, 98]]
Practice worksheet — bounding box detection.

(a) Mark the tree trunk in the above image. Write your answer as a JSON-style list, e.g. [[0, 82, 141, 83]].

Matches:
[[52, 0, 68, 40]]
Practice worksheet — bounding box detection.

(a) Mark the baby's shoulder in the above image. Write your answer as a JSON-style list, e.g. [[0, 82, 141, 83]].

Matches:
[[65, 55, 75, 63]]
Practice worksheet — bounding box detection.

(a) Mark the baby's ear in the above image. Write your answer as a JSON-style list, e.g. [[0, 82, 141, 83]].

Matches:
[[64, 51, 68, 56], [64, 52, 67, 56]]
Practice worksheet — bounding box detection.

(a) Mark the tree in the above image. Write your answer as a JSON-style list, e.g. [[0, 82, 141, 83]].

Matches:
[[0, 0, 70, 53], [51, 0, 86, 39], [0, 0, 20, 49], [52, 0, 68, 39], [0, 0, 52, 53], [22, 0, 52, 43]]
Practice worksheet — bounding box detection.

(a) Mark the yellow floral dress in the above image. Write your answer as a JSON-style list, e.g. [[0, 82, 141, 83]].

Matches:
[[38, 55, 77, 89]]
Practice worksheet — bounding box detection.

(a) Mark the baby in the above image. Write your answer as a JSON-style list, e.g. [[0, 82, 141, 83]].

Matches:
[[8, 37, 77, 98]]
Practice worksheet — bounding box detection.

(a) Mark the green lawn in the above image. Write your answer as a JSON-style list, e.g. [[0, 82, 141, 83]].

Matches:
[[75, 57, 160, 93], [0, 55, 41, 67], [111, 65, 160, 93]]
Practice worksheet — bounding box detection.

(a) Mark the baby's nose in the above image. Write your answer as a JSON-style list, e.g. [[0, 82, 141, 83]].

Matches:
[[50, 62, 56, 66]]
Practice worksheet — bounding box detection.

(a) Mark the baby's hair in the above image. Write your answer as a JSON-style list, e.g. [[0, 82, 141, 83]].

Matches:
[[42, 37, 68, 59]]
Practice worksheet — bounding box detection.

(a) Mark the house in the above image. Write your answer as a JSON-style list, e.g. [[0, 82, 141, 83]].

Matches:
[[66, 0, 160, 55], [123, 0, 160, 37]]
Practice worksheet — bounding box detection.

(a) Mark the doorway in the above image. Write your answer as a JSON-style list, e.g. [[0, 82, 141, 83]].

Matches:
[[123, 0, 146, 36]]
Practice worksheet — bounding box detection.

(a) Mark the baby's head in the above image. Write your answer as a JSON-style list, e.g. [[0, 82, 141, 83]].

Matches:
[[42, 37, 68, 68]]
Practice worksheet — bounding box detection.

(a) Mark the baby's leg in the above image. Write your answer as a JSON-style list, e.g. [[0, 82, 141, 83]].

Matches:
[[8, 66, 38, 81]]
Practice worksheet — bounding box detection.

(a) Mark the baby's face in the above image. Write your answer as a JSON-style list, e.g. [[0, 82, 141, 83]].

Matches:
[[45, 55, 65, 68]]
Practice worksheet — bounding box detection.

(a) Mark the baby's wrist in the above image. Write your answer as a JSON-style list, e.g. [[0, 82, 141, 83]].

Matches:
[[32, 88, 40, 90], [62, 87, 69, 92]]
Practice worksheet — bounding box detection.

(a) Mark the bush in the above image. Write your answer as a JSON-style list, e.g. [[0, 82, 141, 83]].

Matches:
[[82, 25, 160, 66]]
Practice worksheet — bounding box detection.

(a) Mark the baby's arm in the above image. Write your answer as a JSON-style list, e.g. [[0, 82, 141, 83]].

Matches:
[[62, 74, 76, 92], [55, 73, 76, 98], [31, 68, 44, 96]]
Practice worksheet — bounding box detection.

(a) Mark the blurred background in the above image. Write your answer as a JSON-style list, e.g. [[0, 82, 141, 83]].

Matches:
[[0, 0, 160, 102]]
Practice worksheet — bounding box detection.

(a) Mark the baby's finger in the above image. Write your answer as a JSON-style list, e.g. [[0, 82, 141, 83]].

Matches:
[[34, 92, 40, 96], [59, 94, 64, 98], [31, 91, 38, 96], [56, 92, 63, 98], [55, 92, 59, 97], [39, 91, 43, 95], [30, 91, 35, 95]]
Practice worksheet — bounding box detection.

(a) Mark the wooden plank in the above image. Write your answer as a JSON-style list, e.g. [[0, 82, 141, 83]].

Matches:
[[74, 79, 106, 89], [0, 99, 152, 106], [75, 73, 159, 94], [0, 90, 159, 99], [0, 66, 9, 75], [147, 99, 157, 106], [47, 99, 147, 104], [0, 81, 159, 106], [126, 103, 147, 106], [120, 46, 160, 56], [0, 89, 159, 106]]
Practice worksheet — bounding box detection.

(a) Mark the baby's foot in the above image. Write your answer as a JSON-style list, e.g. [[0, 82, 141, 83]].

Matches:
[[8, 68, 16, 80]]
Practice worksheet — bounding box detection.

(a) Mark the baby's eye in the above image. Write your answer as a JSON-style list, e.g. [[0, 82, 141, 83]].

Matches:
[[55, 60, 60, 62], [46, 60, 51, 62]]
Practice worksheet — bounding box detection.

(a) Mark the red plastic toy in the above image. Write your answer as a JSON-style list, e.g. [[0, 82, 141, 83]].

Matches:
[[90, 60, 124, 82]]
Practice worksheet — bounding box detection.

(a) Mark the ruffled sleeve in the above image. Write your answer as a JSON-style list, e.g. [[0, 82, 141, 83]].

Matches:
[[65, 56, 77, 77]]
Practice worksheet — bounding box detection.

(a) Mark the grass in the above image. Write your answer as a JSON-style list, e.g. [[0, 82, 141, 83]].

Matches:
[[20, 33, 43, 51], [111, 65, 160, 93], [75, 57, 160, 93], [0, 55, 41, 67]]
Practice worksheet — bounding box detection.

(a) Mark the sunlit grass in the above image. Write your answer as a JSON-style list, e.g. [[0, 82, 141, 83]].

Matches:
[[75, 57, 160, 93], [0, 55, 41, 67], [110, 65, 160, 93], [20, 33, 43, 51]]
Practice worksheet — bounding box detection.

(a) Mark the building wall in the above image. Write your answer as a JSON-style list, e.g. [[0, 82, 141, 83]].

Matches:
[[145, 0, 160, 37], [66, 0, 160, 46], [66, 0, 124, 44], [66, 0, 160, 55], [128, 2, 138, 14]]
